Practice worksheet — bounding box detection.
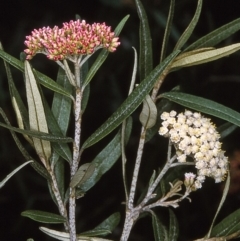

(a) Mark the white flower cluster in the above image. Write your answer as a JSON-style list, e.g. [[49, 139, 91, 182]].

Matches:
[[159, 110, 228, 189]]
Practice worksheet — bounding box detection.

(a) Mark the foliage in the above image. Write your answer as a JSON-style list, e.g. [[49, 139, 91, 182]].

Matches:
[[1, 1, 240, 241]]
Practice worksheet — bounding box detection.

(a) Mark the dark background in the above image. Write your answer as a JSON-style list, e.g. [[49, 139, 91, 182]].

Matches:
[[1, 0, 240, 240]]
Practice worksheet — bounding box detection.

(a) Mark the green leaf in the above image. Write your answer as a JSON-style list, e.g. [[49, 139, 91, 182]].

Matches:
[[168, 209, 179, 241], [52, 67, 72, 136], [82, 50, 179, 149], [172, 43, 240, 68], [0, 122, 73, 143], [90, 212, 120, 236], [218, 122, 238, 140], [139, 94, 157, 129], [0, 48, 73, 99], [0, 43, 29, 130], [81, 61, 90, 112], [135, 0, 153, 81], [80, 117, 132, 192], [151, 212, 168, 241], [25, 61, 51, 165], [185, 18, 240, 51], [82, 15, 129, 88], [0, 161, 33, 189], [160, 0, 175, 62], [211, 209, 240, 237], [161, 92, 240, 127], [21, 210, 66, 224], [174, 0, 202, 50], [0, 108, 50, 180], [70, 163, 96, 188], [40, 227, 114, 241], [207, 174, 230, 238], [50, 67, 73, 163], [79, 229, 111, 237]]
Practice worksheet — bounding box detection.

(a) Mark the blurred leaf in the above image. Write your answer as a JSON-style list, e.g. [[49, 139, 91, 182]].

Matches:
[[218, 122, 238, 140], [185, 18, 240, 51], [0, 48, 73, 99], [0, 43, 29, 129], [151, 212, 168, 241], [70, 163, 96, 188], [172, 43, 240, 68], [40, 227, 113, 241], [174, 0, 202, 50], [139, 94, 157, 129], [207, 174, 230, 238], [211, 208, 240, 237], [80, 117, 132, 192], [79, 229, 111, 237], [81, 61, 90, 112], [160, 0, 175, 62], [25, 61, 51, 165], [0, 108, 50, 180], [82, 50, 179, 149], [50, 67, 73, 163], [161, 92, 240, 127], [52, 67, 72, 135], [168, 209, 179, 241], [0, 161, 33, 189], [83, 15, 129, 88], [44, 99, 72, 162], [89, 212, 120, 236], [54, 157, 65, 200], [0, 121, 73, 143], [135, 0, 153, 81], [21, 210, 66, 224]]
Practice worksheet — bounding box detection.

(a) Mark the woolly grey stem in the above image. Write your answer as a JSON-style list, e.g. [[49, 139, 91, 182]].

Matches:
[[128, 126, 146, 209], [69, 64, 83, 241], [48, 168, 69, 231]]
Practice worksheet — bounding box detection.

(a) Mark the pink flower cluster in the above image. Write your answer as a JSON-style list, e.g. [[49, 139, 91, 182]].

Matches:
[[24, 20, 120, 61]]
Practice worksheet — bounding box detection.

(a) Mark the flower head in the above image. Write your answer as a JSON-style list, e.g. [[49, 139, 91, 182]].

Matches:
[[24, 20, 120, 61], [159, 110, 229, 189]]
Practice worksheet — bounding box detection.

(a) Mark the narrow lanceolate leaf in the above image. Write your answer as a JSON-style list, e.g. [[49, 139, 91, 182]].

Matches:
[[0, 161, 33, 189], [21, 210, 66, 224], [50, 67, 73, 163], [82, 15, 129, 88], [0, 108, 50, 180], [171, 43, 240, 68], [0, 43, 29, 130], [185, 18, 240, 52], [135, 0, 153, 81], [25, 61, 51, 166], [52, 68, 72, 136], [40, 227, 113, 241], [139, 94, 157, 129], [0, 48, 73, 99], [218, 122, 238, 140], [76, 214, 120, 238], [80, 117, 132, 192], [0, 122, 73, 142], [151, 212, 168, 241], [211, 208, 240, 237], [82, 50, 179, 149], [168, 209, 179, 241], [70, 163, 96, 188], [161, 92, 240, 127], [174, 0, 202, 50], [160, 0, 175, 62], [207, 173, 230, 238]]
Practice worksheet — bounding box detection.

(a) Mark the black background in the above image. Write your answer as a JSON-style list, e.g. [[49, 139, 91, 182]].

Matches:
[[1, 0, 240, 240]]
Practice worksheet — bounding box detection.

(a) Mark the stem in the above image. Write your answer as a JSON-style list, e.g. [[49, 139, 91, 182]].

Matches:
[[69, 63, 83, 241], [128, 126, 146, 209], [48, 168, 69, 231]]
